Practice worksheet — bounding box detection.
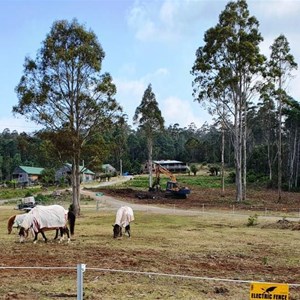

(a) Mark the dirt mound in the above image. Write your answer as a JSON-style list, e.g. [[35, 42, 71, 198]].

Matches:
[[262, 218, 300, 230]]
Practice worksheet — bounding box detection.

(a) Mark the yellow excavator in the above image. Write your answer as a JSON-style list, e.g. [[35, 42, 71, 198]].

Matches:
[[151, 163, 191, 199]]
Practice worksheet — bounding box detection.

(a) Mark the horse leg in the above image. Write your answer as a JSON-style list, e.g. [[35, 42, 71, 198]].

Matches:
[[64, 227, 71, 243], [33, 232, 39, 244], [125, 224, 131, 237], [58, 227, 70, 243], [40, 230, 48, 243], [54, 229, 59, 240]]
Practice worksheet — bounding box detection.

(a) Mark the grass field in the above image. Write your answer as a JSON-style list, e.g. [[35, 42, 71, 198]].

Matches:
[[0, 200, 299, 299]]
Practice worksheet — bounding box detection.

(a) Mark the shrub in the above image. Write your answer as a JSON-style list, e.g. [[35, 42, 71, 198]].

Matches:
[[247, 214, 258, 227], [190, 164, 198, 176]]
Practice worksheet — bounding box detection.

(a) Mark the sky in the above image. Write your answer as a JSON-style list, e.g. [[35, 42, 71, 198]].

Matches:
[[0, 0, 300, 133]]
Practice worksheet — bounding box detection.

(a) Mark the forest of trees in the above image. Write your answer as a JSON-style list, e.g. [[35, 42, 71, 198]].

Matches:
[[1, 104, 300, 193]]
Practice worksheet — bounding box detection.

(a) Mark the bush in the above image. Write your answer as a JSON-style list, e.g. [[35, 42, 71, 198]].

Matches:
[[247, 214, 258, 227], [190, 164, 198, 176]]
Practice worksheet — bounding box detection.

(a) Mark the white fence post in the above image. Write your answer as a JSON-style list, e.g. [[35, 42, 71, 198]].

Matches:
[[77, 263, 86, 300]]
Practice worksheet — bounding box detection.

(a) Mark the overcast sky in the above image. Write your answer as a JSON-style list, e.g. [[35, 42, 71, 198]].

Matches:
[[1, 0, 300, 133]]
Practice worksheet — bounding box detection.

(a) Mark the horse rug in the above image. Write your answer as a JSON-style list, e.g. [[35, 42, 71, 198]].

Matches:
[[13, 214, 27, 228], [115, 206, 134, 228], [20, 205, 68, 233]]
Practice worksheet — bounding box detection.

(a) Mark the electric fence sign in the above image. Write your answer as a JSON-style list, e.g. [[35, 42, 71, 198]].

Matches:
[[250, 282, 289, 300]]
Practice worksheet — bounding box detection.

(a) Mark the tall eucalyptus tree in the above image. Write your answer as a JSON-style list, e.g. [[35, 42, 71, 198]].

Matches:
[[14, 19, 122, 215], [133, 84, 164, 188], [266, 35, 297, 200], [191, 0, 265, 201]]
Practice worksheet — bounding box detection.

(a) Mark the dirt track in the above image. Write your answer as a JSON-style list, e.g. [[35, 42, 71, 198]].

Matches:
[[81, 176, 300, 222]]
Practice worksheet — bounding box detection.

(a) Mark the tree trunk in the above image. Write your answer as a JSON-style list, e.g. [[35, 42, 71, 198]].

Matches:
[[234, 101, 243, 202], [295, 139, 300, 188], [147, 137, 153, 189], [72, 152, 81, 216], [221, 110, 225, 196], [267, 140, 272, 181], [278, 81, 282, 201], [242, 102, 247, 201], [288, 126, 297, 190]]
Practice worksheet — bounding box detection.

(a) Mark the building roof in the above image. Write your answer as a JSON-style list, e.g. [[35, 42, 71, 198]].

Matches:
[[154, 160, 185, 164], [18, 166, 44, 175], [102, 164, 116, 170], [64, 163, 95, 175]]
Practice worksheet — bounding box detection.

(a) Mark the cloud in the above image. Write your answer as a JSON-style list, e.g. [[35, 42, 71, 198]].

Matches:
[[115, 67, 169, 96], [0, 116, 41, 133], [116, 78, 145, 98], [250, 0, 300, 19], [126, 0, 214, 42], [162, 96, 206, 128], [115, 67, 170, 123]]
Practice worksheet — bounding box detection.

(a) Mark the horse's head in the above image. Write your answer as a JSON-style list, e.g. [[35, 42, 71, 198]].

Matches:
[[113, 224, 121, 238], [18, 227, 29, 243]]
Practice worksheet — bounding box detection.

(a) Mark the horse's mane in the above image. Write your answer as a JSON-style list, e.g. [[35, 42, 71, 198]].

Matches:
[[7, 215, 16, 234]]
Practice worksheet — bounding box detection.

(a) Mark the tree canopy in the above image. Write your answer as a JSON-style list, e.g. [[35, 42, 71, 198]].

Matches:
[[13, 19, 123, 214]]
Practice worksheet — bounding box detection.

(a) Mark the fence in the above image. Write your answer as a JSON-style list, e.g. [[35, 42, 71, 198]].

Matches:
[[1, 264, 300, 299]]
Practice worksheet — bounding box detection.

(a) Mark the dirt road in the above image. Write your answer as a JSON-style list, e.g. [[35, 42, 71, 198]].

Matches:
[[81, 181, 300, 222]]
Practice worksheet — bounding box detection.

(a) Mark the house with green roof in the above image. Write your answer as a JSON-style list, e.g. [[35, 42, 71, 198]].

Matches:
[[12, 166, 44, 185], [55, 163, 95, 184]]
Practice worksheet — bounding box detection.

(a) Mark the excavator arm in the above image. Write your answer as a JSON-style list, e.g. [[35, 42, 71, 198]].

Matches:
[[154, 163, 177, 182]]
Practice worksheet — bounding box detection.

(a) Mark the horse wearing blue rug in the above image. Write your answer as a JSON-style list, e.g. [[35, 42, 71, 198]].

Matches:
[[19, 204, 75, 243], [113, 206, 134, 238]]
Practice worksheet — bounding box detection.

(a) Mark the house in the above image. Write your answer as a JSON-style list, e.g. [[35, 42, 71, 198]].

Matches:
[[95, 164, 117, 181], [55, 163, 95, 183], [143, 160, 190, 173], [12, 166, 44, 185], [102, 164, 117, 175]]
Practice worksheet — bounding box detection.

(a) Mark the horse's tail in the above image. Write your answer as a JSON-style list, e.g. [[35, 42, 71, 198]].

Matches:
[[7, 215, 16, 234], [68, 211, 76, 235]]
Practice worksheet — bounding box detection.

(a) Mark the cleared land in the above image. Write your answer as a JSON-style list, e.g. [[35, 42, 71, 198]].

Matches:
[[0, 180, 300, 299]]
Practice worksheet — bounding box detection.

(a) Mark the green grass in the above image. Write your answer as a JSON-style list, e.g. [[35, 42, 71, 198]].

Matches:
[[119, 174, 227, 189]]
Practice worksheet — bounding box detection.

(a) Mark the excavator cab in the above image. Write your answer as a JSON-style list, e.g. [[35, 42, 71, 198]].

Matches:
[[165, 181, 190, 199], [166, 181, 179, 191]]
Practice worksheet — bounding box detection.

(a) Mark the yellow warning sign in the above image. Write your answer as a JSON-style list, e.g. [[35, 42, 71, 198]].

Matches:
[[250, 282, 289, 300]]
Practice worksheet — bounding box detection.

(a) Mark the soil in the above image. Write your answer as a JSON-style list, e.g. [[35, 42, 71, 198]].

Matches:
[[89, 185, 300, 213]]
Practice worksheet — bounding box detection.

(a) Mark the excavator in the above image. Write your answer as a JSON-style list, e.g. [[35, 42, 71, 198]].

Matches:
[[150, 163, 191, 199]]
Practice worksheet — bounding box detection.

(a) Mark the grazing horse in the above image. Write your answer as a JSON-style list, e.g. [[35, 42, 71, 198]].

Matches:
[[113, 206, 134, 238], [7, 214, 28, 234], [18, 205, 75, 243], [8, 214, 64, 241]]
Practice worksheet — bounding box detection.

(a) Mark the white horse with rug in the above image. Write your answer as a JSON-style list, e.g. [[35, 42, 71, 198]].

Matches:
[[18, 204, 75, 243], [113, 206, 134, 238]]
